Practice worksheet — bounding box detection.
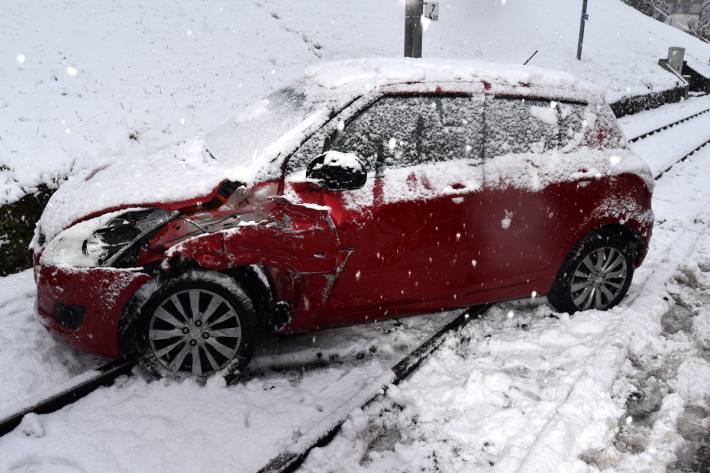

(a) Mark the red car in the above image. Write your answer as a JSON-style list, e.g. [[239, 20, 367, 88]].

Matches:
[[34, 59, 654, 379]]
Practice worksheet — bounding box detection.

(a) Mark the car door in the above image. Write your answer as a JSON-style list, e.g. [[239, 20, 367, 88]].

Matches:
[[282, 96, 395, 320], [284, 93, 490, 320], [353, 94, 489, 310], [471, 95, 589, 297]]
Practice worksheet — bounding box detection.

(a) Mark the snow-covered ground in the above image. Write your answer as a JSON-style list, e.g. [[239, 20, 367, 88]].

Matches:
[[1, 99, 710, 471], [300, 134, 710, 473], [632, 112, 710, 176], [3, 0, 710, 204], [618, 94, 710, 140]]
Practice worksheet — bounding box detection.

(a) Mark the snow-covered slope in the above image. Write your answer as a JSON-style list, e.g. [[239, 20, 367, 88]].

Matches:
[[2, 0, 710, 204]]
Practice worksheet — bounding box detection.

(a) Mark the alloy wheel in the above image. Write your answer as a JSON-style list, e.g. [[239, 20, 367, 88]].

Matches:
[[570, 246, 628, 310], [148, 288, 242, 376]]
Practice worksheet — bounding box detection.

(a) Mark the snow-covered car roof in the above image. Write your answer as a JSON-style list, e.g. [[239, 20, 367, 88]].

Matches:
[[305, 58, 601, 103], [36, 58, 604, 245]]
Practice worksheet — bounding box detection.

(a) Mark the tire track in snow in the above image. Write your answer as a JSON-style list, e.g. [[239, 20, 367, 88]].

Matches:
[[511, 216, 708, 473], [509, 152, 710, 472]]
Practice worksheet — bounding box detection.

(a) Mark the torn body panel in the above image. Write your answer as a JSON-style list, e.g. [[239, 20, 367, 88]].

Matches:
[[162, 194, 349, 333]]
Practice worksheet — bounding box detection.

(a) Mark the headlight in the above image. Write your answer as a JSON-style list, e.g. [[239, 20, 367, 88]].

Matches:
[[81, 208, 177, 267]]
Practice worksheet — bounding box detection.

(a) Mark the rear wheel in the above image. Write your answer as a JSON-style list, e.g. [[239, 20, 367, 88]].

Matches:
[[547, 231, 636, 313], [133, 270, 257, 381]]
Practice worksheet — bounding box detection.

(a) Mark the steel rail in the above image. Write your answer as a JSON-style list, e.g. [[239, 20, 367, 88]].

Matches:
[[256, 304, 491, 473], [628, 106, 710, 143], [0, 355, 136, 437], [654, 136, 710, 180]]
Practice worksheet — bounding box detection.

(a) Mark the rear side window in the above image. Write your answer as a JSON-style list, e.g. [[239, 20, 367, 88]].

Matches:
[[326, 95, 484, 170], [484, 97, 586, 159]]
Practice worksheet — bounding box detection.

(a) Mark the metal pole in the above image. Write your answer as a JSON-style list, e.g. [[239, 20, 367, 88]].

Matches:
[[577, 0, 589, 61], [404, 0, 423, 58]]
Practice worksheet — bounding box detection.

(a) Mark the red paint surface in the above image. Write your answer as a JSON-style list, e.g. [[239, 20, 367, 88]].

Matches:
[[34, 86, 653, 357], [36, 266, 151, 357], [35, 168, 652, 355]]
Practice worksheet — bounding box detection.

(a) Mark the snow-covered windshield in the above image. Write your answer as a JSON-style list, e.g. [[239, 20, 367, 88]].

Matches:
[[205, 81, 326, 172]]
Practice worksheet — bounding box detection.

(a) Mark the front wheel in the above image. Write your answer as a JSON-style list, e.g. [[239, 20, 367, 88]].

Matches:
[[547, 231, 636, 313], [133, 270, 257, 381]]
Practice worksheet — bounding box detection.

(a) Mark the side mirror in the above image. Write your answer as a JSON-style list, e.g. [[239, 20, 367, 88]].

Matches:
[[306, 151, 367, 191]]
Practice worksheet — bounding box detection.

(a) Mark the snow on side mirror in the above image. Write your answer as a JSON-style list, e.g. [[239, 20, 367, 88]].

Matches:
[[306, 151, 367, 191]]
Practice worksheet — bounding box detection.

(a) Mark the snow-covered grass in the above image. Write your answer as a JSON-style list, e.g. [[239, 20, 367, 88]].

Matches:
[[3, 0, 710, 205]]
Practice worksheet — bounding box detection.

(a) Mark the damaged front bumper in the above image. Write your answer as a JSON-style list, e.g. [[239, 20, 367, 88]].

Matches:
[[35, 264, 151, 358]]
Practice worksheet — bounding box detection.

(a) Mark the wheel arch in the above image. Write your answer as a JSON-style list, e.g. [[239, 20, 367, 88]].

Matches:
[[117, 261, 287, 356], [591, 222, 645, 266]]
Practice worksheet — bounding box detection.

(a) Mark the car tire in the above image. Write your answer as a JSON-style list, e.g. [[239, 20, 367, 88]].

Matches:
[[133, 270, 257, 381], [547, 230, 636, 314]]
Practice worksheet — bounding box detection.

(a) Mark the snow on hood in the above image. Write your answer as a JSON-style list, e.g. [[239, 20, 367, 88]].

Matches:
[[305, 58, 601, 103], [35, 139, 227, 248], [36, 81, 335, 246]]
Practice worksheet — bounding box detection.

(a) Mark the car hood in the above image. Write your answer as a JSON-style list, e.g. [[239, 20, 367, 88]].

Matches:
[[34, 138, 234, 249]]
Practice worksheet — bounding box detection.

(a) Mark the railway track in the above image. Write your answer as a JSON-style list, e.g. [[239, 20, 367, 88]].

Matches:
[[0, 306, 489, 443], [628, 105, 710, 143], [654, 134, 710, 180], [257, 304, 490, 473], [0, 355, 136, 437], [0, 103, 708, 470]]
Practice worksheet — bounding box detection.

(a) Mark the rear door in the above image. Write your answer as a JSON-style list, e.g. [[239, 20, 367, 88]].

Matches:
[[473, 96, 589, 295]]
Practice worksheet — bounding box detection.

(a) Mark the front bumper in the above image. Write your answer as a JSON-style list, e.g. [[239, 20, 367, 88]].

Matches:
[[36, 265, 151, 358]]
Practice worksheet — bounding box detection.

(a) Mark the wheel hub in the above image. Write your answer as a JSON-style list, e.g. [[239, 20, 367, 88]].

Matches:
[[570, 246, 628, 311], [147, 288, 242, 376]]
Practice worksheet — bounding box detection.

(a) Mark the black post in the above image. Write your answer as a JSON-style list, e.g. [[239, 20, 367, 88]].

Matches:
[[577, 0, 589, 61], [404, 0, 423, 58]]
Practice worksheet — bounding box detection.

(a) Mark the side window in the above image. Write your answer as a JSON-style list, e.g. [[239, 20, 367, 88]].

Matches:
[[557, 102, 587, 149], [286, 95, 486, 177], [327, 96, 484, 170], [484, 97, 587, 159]]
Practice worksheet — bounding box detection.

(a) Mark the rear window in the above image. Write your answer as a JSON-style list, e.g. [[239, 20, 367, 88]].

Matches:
[[484, 97, 587, 159]]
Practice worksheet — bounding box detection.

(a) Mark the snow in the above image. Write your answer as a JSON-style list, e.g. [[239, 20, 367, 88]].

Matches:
[[2, 114, 710, 470], [3, 0, 710, 207], [33, 138, 228, 248], [317, 150, 364, 171], [628, 111, 710, 176], [0, 298, 459, 472], [618, 94, 710, 140], [39, 209, 137, 267], [300, 145, 710, 473], [501, 210, 513, 230], [306, 58, 598, 102], [3, 1, 710, 470]]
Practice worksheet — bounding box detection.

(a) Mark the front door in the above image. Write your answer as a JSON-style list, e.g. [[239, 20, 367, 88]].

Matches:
[[283, 93, 489, 322]]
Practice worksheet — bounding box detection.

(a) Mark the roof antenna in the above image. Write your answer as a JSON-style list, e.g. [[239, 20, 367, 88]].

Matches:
[[523, 49, 538, 66]]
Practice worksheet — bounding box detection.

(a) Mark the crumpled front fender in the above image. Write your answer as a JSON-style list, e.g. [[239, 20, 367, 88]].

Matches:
[[164, 196, 340, 275]]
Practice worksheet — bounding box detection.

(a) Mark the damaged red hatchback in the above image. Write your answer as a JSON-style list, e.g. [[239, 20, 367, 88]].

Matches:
[[33, 59, 654, 378]]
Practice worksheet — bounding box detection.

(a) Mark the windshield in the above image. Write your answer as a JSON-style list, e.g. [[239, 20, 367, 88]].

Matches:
[[205, 81, 328, 177]]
